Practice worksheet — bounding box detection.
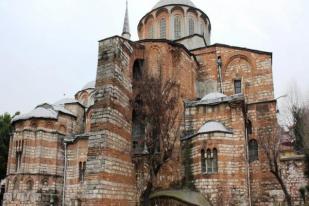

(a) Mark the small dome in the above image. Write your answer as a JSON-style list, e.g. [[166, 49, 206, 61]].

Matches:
[[198, 121, 232, 134], [201, 92, 227, 101], [153, 0, 196, 9], [82, 81, 95, 90], [12, 106, 58, 123], [54, 98, 80, 105]]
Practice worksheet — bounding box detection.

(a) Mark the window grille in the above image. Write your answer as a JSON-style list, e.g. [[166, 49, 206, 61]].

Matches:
[[160, 18, 167, 38]]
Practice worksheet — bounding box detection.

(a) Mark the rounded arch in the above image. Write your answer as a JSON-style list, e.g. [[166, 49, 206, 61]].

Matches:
[[25, 178, 34, 191], [171, 6, 185, 14], [223, 54, 256, 75], [145, 14, 156, 39], [187, 8, 198, 17], [155, 7, 169, 18], [156, 8, 169, 39], [132, 59, 144, 81], [41, 177, 49, 187], [13, 177, 19, 190], [144, 14, 155, 25]]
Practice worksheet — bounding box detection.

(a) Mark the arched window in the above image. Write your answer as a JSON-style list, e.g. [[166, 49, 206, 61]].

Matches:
[[160, 18, 167, 38], [41, 178, 48, 188], [79, 161, 86, 183], [213, 148, 218, 173], [249, 139, 259, 162], [133, 60, 143, 81], [203, 148, 219, 174], [200, 23, 204, 35], [174, 16, 182, 39], [189, 18, 194, 35], [26, 179, 33, 191], [13, 178, 19, 190], [132, 108, 145, 154], [201, 149, 206, 173], [206, 149, 212, 173], [148, 24, 155, 39]]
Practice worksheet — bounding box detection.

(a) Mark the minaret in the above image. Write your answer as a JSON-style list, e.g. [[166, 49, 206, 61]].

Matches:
[[122, 0, 131, 39]]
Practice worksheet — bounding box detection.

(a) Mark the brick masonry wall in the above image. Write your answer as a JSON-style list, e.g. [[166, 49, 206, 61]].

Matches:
[[64, 138, 88, 205], [83, 37, 137, 206], [4, 118, 68, 206], [183, 101, 249, 205]]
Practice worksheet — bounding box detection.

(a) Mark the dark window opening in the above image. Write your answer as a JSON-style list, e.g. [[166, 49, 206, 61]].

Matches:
[[133, 60, 144, 81], [234, 80, 242, 94], [79, 161, 86, 183], [13, 178, 19, 190], [247, 120, 253, 135], [201, 149, 206, 173], [15, 140, 24, 171], [15, 152, 22, 171], [249, 139, 259, 163], [132, 109, 145, 154], [26, 179, 33, 191], [213, 148, 218, 173]]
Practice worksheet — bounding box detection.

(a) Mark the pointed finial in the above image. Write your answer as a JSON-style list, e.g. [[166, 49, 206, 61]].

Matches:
[[122, 0, 131, 39]]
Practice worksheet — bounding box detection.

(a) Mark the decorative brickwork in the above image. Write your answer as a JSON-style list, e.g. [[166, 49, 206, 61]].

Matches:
[[3, 1, 308, 205]]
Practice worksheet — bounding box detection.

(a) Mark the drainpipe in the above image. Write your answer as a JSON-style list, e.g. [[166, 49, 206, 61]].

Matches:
[[217, 56, 224, 93], [62, 142, 67, 206], [242, 103, 252, 206]]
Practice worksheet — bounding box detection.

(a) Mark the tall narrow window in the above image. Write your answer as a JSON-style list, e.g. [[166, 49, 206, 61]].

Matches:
[[206, 149, 212, 173], [160, 18, 167, 38], [13, 178, 19, 190], [200, 23, 204, 35], [133, 60, 143, 81], [26, 179, 33, 191], [249, 139, 259, 163], [79, 161, 86, 183], [174, 16, 182, 39], [247, 120, 253, 135], [148, 24, 155, 39], [15, 140, 24, 171], [234, 80, 242, 94], [189, 18, 194, 35], [213, 148, 218, 173], [132, 108, 145, 154], [201, 149, 206, 173]]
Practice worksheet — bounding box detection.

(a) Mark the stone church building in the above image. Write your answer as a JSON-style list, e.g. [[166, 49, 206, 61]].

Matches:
[[3, 0, 307, 205]]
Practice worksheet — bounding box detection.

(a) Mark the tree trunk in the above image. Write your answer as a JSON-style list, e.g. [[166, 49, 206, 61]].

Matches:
[[142, 181, 153, 206], [271, 171, 293, 206]]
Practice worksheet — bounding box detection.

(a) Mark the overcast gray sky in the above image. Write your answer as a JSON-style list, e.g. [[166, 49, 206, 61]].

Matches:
[[0, 0, 308, 115]]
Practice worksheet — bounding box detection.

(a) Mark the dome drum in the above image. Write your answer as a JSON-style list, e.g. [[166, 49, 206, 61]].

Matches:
[[138, 0, 211, 46]]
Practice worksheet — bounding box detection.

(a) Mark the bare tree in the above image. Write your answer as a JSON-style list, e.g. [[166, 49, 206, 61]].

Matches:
[[260, 125, 293, 206], [132, 73, 181, 205]]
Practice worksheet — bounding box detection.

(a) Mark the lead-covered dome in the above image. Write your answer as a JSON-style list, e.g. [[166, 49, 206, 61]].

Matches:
[[138, 0, 211, 49], [153, 0, 195, 9]]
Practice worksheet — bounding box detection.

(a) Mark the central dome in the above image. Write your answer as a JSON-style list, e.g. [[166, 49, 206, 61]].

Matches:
[[138, 0, 211, 49], [153, 0, 196, 9]]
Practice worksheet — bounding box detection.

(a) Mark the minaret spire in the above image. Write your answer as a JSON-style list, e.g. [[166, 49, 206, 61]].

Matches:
[[122, 0, 131, 39]]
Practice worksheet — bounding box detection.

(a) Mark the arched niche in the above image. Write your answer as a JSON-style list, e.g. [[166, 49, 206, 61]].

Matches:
[[222, 55, 254, 96], [156, 8, 169, 39], [171, 6, 185, 15], [223, 54, 255, 75], [145, 15, 155, 39], [132, 59, 144, 81]]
